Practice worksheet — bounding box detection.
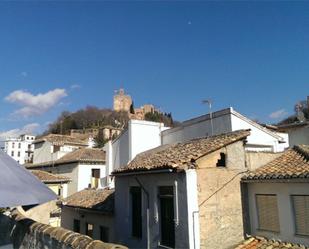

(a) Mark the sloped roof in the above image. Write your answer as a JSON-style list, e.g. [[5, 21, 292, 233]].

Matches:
[[62, 188, 114, 214], [235, 236, 308, 249], [26, 148, 106, 169], [30, 170, 71, 183], [34, 134, 88, 146], [113, 129, 250, 174], [242, 145, 309, 181]]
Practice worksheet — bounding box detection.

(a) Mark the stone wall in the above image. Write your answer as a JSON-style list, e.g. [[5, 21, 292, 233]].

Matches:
[[0, 211, 127, 249], [196, 141, 247, 249], [245, 151, 282, 170]]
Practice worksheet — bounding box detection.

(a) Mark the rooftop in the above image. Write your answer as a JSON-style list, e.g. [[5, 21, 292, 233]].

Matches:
[[113, 129, 250, 174], [235, 236, 308, 249], [33, 134, 88, 146], [30, 170, 71, 183], [242, 145, 309, 181], [62, 188, 114, 214], [26, 148, 105, 169]]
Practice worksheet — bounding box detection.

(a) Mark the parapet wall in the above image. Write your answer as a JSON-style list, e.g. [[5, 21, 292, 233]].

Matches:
[[0, 211, 127, 249]]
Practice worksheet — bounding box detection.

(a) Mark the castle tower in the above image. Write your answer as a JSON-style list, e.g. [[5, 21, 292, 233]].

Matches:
[[113, 88, 132, 112]]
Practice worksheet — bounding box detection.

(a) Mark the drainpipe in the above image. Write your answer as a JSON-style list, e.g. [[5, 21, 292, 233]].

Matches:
[[192, 211, 199, 249], [135, 177, 150, 249]]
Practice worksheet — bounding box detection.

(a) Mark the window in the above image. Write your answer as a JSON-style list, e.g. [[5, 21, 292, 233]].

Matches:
[[73, 219, 80, 233], [12, 142, 15, 148], [91, 169, 100, 188], [130, 186, 142, 238], [216, 153, 226, 167], [53, 145, 60, 152], [18, 143, 21, 149], [292, 195, 309, 236], [11, 151, 14, 157], [256, 194, 280, 232], [86, 223, 94, 238], [28, 144, 31, 150], [159, 186, 175, 248], [100, 226, 109, 242], [17, 151, 20, 157]]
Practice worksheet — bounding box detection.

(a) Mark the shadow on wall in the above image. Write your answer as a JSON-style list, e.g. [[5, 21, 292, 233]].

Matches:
[[0, 211, 127, 249]]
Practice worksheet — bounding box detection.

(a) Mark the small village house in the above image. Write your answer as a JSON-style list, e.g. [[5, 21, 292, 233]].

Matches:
[[32, 134, 89, 164], [112, 129, 251, 249], [26, 147, 106, 196], [278, 121, 309, 147], [60, 188, 114, 242], [241, 145, 309, 246]]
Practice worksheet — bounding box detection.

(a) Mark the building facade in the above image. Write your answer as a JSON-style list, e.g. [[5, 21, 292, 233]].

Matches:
[[241, 145, 309, 246], [112, 130, 250, 249], [4, 134, 35, 164]]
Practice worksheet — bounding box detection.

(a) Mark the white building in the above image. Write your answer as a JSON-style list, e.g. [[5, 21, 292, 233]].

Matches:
[[104, 119, 169, 186], [27, 148, 106, 196], [162, 107, 289, 152], [33, 134, 88, 164], [4, 134, 35, 164]]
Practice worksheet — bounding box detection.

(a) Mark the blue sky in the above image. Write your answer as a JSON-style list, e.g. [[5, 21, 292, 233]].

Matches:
[[0, 1, 308, 138]]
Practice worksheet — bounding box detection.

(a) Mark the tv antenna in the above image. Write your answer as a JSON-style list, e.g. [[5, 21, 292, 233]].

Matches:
[[202, 99, 214, 136]]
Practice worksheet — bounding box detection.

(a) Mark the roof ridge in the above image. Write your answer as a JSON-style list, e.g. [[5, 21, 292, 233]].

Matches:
[[294, 145, 309, 161]]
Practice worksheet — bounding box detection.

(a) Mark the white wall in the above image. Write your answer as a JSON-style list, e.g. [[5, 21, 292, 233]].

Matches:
[[33, 142, 53, 164], [288, 126, 309, 147], [162, 107, 288, 152], [247, 182, 309, 246], [108, 120, 168, 174], [114, 172, 191, 249], [77, 164, 106, 191]]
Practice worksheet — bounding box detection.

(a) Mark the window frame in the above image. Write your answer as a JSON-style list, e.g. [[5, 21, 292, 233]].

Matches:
[[291, 195, 309, 237], [255, 194, 280, 233], [130, 186, 143, 239], [73, 219, 80, 233]]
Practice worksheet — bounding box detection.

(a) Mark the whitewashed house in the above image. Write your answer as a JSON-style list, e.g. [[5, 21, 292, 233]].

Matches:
[[104, 119, 169, 186], [162, 107, 289, 152], [61, 188, 114, 242], [241, 145, 309, 247], [33, 134, 88, 164], [112, 130, 251, 249], [26, 148, 106, 196], [4, 134, 35, 164], [278, 121, 309, 147]]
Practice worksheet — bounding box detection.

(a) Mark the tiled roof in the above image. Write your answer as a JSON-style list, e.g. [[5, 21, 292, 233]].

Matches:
[[26, 148, 106, 169], [62, 188, 114, 214], [34, 134, 88, 146], [235, 236, 308, 249], [242, 145, 309, 181], [30, 170, 71, 183], [113, 129, 250, 173]]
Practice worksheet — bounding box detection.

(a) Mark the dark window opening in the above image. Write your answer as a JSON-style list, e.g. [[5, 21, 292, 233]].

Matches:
[[91, 169, 100, 188], [100, 226, 109, 242], [53, 145, 61, 152], [159, 186, 175, 248], [130, 186, 142, 238], [73, 219, 80, 233], [86, 223, 94, 238], [216, 153, 226, 167]]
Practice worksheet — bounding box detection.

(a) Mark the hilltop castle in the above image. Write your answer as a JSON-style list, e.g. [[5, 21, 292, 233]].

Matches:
[[113, 88, 159, 119]]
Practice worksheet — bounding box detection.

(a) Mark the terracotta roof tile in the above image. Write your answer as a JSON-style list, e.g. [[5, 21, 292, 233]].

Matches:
[[235, 236, 308, 249], [242, 145, 309, 181], [30, 170, 71, 183], [113, 129, 250, 173], [62, 188, 114, 214], [26, 148, 105, 169], [34, 134, 88, 146]]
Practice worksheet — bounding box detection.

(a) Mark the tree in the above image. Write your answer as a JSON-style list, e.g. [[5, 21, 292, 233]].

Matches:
[[130, 101, 135, 114], [94, 129, 108, 148]]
